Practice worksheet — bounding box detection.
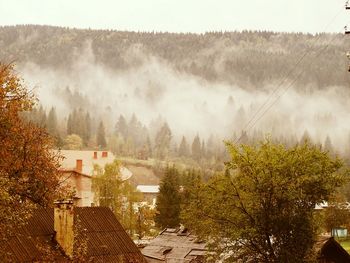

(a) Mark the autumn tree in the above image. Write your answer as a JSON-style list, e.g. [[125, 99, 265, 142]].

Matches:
[[0, 64, 66, 242], [155, 166, 181, 229], [182, 140, 346, 262]]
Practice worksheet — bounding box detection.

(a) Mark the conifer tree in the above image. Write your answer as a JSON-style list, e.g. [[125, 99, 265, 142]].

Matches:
[[324, 135, 334, 154], [178, 136, 190, 157], [46, 107, 57, 135], [115, 115, 128, 139], [154, 122, 172, 160], [192, 135, 201, 160], [97, 121, 107, 149], [67, 113, 73, 135], [155, 166, 181, 228], [82, 112, 91, 146]]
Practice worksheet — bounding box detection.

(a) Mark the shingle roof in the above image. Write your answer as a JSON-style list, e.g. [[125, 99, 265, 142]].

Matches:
[[1, 207, 146, 262]]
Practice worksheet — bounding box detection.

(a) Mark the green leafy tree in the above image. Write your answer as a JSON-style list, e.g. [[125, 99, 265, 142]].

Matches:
[[64, 134, 83, 150], [183, 140, 346, 263], [92, 160, 123, 217], [155, 166, 181, 229]]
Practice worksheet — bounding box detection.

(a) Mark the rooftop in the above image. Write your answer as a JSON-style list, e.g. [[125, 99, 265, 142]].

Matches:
[[136, 185, 160, 194], [142, 228, 206, 262], [56, 150, 132, 180], [1, 206, 146, 262]]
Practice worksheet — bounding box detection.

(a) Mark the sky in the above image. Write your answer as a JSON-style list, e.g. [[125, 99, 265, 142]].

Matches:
[[0, 0, 348, 33]]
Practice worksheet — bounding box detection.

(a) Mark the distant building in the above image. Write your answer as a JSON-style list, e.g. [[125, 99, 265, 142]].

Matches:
[[136, 185, 160, 207], [142, 228, 206, 262], [57, 150, 132, 206], [0, 200, 146, 262]]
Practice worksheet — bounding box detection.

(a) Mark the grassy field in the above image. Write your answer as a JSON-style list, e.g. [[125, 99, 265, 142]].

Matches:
[[340, 240, 350, 253]]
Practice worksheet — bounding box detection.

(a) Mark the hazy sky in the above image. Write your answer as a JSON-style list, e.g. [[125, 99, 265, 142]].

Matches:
[[0, 0, 348, 33]]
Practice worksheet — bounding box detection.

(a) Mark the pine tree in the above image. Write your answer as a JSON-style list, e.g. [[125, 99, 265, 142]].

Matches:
[[97, 121, 107, 149], [178, 136, 190, 157], [82, 112, 91, 146], [38, 105, 47, 127], [115, 115, 128, 139], [155, 166, 181, 228], [154, 122, 172, 160], [47, 107, 57, 135], [324, 135, 334, 155], [67, 113, 73, 135], [300, 130, 312, 144], [192, 135, 201, 160]]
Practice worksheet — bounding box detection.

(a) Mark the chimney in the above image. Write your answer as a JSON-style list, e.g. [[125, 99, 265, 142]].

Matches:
[[93, 151, 98, 159], [76, 159, 83, 173], [54, 199, 74, 258], [102, 151, 108, 158]]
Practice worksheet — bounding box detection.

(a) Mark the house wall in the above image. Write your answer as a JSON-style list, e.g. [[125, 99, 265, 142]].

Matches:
[[61, 171, 93, 207]]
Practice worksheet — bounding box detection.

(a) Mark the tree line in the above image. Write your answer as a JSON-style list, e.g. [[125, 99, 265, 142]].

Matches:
[[1, 25, 349, 90]]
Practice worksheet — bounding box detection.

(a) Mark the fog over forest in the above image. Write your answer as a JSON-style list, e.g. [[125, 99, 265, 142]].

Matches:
[[2, 25, 350, 153]]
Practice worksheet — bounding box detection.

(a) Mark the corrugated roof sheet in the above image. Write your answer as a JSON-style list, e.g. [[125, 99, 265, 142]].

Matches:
[[1, 207, 146, 262], [0, 208, 66, 262]]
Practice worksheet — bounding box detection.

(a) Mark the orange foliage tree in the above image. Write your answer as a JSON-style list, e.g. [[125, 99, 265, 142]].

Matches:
[[0, 63, 66, 239]]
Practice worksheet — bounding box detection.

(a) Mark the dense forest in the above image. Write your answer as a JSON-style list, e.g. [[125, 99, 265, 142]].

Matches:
[[1, 25, 350, 89], [2, 25, 350, 166]]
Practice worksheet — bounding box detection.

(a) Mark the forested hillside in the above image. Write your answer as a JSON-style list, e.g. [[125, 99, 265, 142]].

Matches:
[[2, 25, 350, 166], [1, 25, 349, 89]]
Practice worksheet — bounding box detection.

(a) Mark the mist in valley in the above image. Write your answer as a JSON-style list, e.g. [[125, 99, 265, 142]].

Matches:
[[14, 38, 350, 155]]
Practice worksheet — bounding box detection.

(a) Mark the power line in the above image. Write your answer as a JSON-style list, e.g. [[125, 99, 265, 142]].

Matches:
[[234, 5, 344, 144]]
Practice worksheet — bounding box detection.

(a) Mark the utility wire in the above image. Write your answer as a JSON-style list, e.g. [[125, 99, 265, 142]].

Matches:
[[245, 32, 342, 137], [234, 6, 344, 144]]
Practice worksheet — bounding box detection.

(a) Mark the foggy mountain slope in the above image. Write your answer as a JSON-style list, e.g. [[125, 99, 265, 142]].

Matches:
[[1, 25, 350, 152], [0, 25, 349, 89]]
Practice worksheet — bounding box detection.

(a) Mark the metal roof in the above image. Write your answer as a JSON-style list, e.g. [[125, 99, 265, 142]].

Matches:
[[136, 185, 160, 193], [1, 207, 146, 262], [142, 228, 206, 262]]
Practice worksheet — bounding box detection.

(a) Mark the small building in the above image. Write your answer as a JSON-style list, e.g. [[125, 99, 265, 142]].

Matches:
[[136, 185, 160, 207], [142, 228, 206, 262], [0, 200, 146, 262], [57, 150, 132, 206], [317, 236, 350, 263]]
